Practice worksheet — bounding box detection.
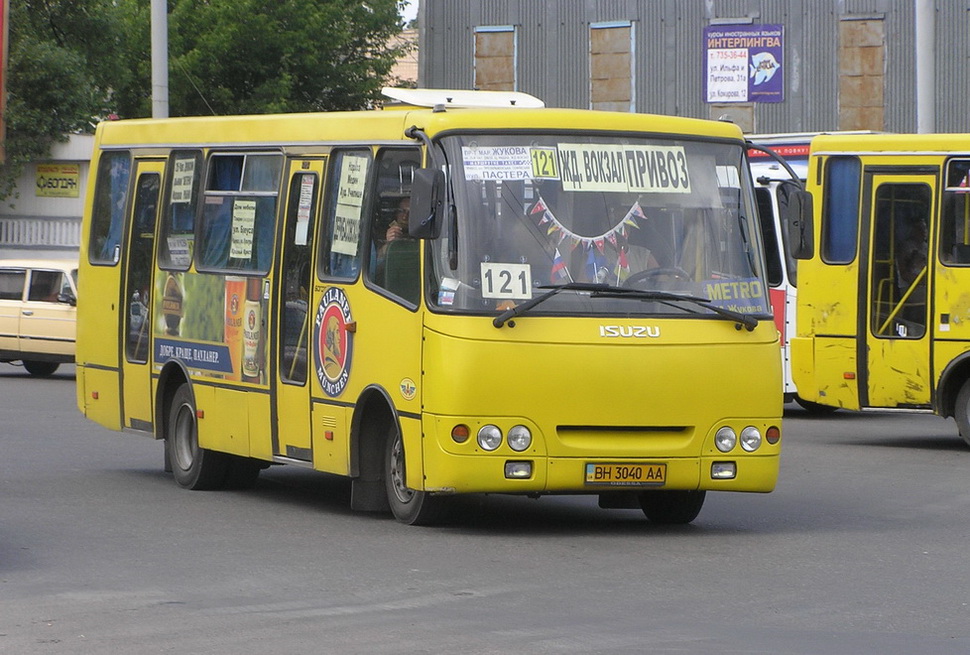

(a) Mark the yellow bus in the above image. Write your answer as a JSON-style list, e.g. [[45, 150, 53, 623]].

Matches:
[[75, 88, 782, 525], [791, 132, 970, 444]]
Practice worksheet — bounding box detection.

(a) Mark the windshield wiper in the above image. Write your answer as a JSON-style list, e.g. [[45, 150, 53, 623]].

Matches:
[[492, 282, 758, 331], [492, 282, 609, 327]]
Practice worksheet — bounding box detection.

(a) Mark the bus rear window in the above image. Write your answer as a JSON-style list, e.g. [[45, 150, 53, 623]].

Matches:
[[89, 151, 131, 265]]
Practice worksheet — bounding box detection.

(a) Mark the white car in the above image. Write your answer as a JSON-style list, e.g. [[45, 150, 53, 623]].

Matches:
[[0, 259, 78, 376]]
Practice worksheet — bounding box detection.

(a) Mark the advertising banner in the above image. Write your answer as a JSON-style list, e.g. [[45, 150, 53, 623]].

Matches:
[[704, 24, 784, 104]]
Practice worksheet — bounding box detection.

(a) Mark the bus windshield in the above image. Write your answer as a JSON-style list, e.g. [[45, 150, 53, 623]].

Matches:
[[429, 133, 771, 319]]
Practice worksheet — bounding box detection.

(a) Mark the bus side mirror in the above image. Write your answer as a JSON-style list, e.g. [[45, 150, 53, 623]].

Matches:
[[409, 168, 445, 239], [781, 184, 814, 260]]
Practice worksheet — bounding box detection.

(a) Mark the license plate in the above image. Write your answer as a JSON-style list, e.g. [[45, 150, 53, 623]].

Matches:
[[584, 462, 666, 486]]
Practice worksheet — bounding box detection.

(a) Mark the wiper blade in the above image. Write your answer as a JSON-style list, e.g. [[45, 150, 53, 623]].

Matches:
[[492, 282, 759, 331], [587, 286, 759, 331], [492, 282, 607, 327]]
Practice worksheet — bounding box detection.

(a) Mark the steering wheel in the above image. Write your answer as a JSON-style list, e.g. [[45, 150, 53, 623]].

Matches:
[[623, 266, 693, 289]]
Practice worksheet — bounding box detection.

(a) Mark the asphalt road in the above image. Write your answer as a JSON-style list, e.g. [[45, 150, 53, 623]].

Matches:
[[2, 364, 969, 654]]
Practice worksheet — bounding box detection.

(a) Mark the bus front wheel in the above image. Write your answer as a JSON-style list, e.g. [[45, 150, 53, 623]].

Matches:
[[384, 423, 447, 525], [166, 384, 229, 490], [953, 379, 970, 448], [638, 490, 706, 524]]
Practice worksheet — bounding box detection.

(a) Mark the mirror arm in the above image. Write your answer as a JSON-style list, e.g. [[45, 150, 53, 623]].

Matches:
[[746, 141, 805, 189]]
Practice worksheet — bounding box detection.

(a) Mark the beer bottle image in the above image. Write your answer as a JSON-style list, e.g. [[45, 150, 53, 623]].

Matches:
[[161, 273, 183, 336], [242, 277, 262, 383], [224, 276, 245, 381]]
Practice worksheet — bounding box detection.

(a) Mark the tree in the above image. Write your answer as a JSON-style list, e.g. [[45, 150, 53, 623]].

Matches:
[[1, 0, 409, 199], [114, 0, 410, 118], [1, 0, 126, 199]]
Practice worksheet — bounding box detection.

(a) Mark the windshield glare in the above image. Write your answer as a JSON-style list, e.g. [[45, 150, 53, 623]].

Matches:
[[429, 133, 770, 318]]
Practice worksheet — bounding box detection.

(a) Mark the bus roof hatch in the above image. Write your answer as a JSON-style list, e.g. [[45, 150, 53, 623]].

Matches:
[[381, 87, 545, 109]]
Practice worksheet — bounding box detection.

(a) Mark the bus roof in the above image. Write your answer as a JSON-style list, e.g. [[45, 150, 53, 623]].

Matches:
[[810, 132, 970, 156], [94, 104, 746, 150]]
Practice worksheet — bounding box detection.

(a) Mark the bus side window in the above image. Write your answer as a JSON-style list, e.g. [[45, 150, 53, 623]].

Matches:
[[367, 149, 420, 304], [320, 149, 371, 280], [755, 187, 783, 286], [197, 153, 282, 274], [89, 151, 132, 265], [941, 159, 970, 265], [821, 156, 861, 265], [159, 150, 203, 270]]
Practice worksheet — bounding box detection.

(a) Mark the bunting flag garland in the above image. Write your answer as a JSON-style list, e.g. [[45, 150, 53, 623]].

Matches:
[[530, 195, 644, 253], [530, 195, 647, 283]]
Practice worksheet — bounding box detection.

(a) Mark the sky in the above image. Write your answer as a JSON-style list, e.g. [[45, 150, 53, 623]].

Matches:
[[400, 0, 418, 23]]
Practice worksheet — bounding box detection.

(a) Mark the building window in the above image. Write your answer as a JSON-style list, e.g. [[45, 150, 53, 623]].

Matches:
[[590, 21, 635, 112], [474, 25, 516, 91]]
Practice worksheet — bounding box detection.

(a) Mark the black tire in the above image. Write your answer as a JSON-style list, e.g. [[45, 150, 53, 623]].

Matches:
[[23, 361, 59, 377], [166, 384, 229, 490], [638, 490, 706, 524], [794, 395, 839, 414], [954, 379, 970, 448], [384, 421, 448, 525]]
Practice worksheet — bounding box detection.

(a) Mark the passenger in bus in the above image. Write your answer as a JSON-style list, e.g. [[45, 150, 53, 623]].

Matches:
[[896, 219, 928, 293], [382, 196, 411, 250]]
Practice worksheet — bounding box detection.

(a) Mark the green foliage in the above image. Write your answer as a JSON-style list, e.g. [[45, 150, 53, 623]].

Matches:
[[115, 0, 409, 118], [2, 0, 126, 200], [2, 0, 410, 199]]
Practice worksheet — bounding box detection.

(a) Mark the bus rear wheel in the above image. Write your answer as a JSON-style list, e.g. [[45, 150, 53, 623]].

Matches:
[[954, 379, 970, 448], [384, 423, 447, 525], [638, 490, 706, 524], [166, 384, 229, 490]]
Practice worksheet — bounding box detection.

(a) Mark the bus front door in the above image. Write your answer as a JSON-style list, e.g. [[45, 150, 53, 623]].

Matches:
[[121, 159, 165, 430], [273, 159, 326, 461], [863, 173, 934, 408]]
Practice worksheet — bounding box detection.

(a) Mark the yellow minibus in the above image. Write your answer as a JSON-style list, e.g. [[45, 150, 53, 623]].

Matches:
[[75, 88, 782, 524], [792, 132, 970, 445]]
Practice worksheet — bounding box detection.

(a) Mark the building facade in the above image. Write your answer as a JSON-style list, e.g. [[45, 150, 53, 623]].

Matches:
[[0, 134, 91, 260], [417, 0, 967, 134]]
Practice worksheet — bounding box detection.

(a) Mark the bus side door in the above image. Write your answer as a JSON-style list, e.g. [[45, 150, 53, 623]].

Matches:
[[121, 159, 165, 430], [273, 159, 326, 460], [862, 172, 935, 408]]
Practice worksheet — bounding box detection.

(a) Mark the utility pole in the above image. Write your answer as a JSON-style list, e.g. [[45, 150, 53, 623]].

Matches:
[[914, 0, 935, 133], [151, 0, 169, 118]]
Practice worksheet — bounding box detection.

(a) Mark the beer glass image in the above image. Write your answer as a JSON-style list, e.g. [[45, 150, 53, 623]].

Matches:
[[224, 276, 245, 381]]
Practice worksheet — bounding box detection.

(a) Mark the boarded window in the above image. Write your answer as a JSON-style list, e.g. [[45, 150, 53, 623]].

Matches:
[[838, 18, 885, 131], [475, 26, 516, 91], [590, 22, 634, 112]]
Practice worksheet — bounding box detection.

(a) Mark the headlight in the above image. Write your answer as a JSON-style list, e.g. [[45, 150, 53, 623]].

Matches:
[[477, 424, 502, 451], [740, 426, 762, 452], [715, 426, 737, 452], [507, 425, 532, 452]]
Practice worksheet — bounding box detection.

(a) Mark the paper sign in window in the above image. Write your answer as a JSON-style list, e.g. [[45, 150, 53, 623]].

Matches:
[[333, 156, 368, 256], [230, 199, 257, 259], [170, 157, 196, 203]]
